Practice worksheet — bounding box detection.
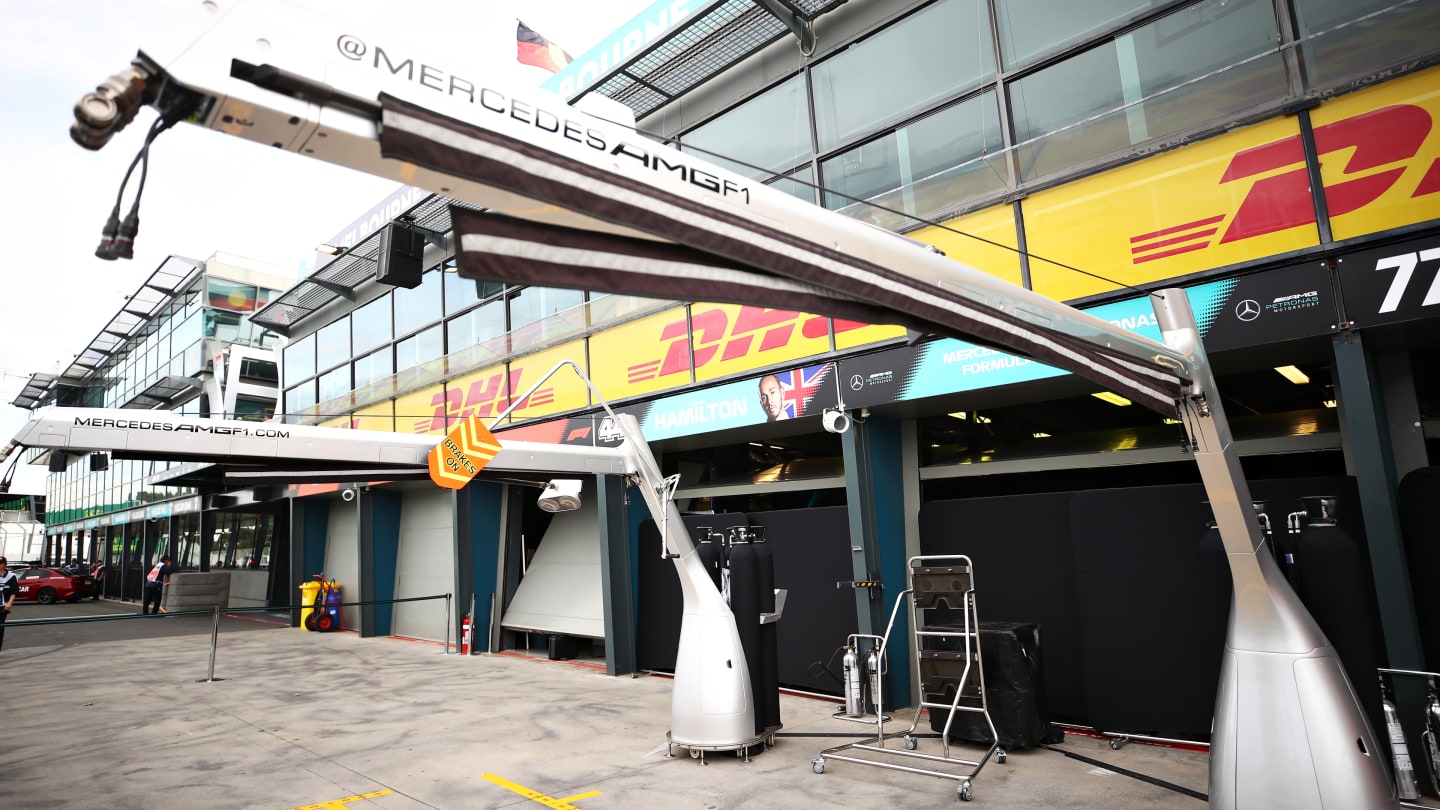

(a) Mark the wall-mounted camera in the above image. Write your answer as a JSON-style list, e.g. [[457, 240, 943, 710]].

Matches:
[[822, 407, 851, 434], [341, 488, 357, 502]]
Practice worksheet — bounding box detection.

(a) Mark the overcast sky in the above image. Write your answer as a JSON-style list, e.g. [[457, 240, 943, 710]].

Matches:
[[0, 0, 653, 495]]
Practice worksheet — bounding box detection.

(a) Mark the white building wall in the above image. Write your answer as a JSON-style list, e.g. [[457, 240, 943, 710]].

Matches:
[[392, 488, 455, 642]]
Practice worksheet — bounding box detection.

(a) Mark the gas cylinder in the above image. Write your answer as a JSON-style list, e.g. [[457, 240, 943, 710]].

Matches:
[[865, 645, 884, 715], [1424, 676, 1440, 797], [1382, 674, 1421, 800], [842, 645, 863, 717]]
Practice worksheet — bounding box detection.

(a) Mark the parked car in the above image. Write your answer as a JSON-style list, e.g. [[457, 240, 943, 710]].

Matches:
[[12, 566, 97, 604]]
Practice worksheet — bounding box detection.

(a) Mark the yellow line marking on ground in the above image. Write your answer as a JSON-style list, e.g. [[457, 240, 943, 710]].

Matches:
[[482, 773, 600, 808], [290, 788, 394, 809]]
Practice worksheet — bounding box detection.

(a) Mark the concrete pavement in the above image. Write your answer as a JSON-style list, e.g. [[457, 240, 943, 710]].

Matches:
[[2, 601, 1219, 809]]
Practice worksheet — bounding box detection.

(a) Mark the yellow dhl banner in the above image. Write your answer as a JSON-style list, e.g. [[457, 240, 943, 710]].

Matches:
[[689, 304, 835, 382], [910, 203, 1024, 289], [1022, 115, 1315, 301], [1313, 68, 1440, 241], [589, 307, 688, 402], [502, 341, 590, 422], [318, 401, 395, 431], [395, 363, 510, 435], [1022, 65, 1440, 302]]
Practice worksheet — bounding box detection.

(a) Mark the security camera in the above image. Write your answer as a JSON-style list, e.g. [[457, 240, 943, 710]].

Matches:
[[341, 488, 357, 502], [822, 407, 851, 434], [538, 479, 583, 513]]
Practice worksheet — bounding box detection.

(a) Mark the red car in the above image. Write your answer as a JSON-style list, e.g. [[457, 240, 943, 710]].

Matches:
[[12, 566, 97, 604]]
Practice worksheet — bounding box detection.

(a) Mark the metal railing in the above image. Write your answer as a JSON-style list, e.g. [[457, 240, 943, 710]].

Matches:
[[6, 593, 455, 682]]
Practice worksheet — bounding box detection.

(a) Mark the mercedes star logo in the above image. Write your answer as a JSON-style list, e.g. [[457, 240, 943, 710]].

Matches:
[[850, 374, 865, 391], [1235, 299, 1261, 322]]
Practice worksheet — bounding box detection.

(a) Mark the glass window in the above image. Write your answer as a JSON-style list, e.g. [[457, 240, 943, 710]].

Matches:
[[1009, 0, 1285, 182], [315, 318, 350, 374], [444, 264, 503, 314], [233, 396, 275, 422], [682, 74, 812, 180], [178, 340, 204, 377], [284, 381, 316, 420], [393, 270, 443, 337], [509, 286, 584, 331], [283, 333, 315, 387], [996, 0, 1164, 69], [172, 311, 202, 354], [446, 299, 507, 353], [823, 90, 1004, 215], [812, 0, 994, 152], [317, 366, 350, 404], [769, 166, 817, 205], [354, 347, 394, 389], [1292, 0, 1440, 92], [351, 294, 393, 354], [205, 309, 250, 344], [396, 325, 443, 371]]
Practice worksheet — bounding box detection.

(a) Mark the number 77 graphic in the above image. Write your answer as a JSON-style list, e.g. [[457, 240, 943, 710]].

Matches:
[[1374, 247, 1440, 313]]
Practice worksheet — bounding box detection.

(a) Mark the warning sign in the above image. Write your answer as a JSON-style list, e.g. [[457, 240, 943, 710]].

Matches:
[[427, 414, 502, 489]]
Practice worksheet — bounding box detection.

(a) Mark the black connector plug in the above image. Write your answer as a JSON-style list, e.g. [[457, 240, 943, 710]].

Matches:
[[113, 211, 141, 260], [94, 211, 121, 260]]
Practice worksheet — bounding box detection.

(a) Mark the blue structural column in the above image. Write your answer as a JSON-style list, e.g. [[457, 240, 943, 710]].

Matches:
[[597, 474, 637, 676], [359, 489, 403, 638], [288, 497, 330, 628], [455, 481, 504, 653], [840, 415, 912, 708], [1332, 331, 1428, 759]]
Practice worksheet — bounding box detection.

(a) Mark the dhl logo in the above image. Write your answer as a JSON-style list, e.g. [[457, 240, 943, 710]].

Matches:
[[1131, 105, 1440, 264], [628, 306, 866, 382], [412, 368, 554, 433]]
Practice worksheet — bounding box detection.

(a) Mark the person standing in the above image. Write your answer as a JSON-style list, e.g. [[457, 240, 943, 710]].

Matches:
[[0, 557, 16, 650], [143, 555, 173, 615]]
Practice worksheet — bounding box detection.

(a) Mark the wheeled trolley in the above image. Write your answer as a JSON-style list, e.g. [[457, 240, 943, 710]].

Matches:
[[812, 555, 1000, 802]]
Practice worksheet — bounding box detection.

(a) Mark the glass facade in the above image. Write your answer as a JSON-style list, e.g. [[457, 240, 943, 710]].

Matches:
[[280, 253, 668, 422], [672, 0, 1430, 226], [45, 270, 284, 526]]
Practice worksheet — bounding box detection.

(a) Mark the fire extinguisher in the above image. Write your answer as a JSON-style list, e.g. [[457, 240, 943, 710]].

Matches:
[[842, 645, 863, 717], [461, 614, 473, 656]]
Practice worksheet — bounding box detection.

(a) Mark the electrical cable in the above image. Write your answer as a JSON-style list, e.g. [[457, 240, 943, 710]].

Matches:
[[95, 111, 181, 260]]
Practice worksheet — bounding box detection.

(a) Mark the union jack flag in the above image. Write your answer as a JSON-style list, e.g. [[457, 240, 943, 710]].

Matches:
[[776, 363, 830, 419]]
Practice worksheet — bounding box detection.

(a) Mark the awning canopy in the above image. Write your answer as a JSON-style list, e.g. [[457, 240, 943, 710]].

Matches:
[[378, 94, 1188, 415]]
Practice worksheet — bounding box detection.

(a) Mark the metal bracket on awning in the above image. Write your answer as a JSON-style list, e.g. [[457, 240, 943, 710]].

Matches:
[[754, 0, 817, 55]]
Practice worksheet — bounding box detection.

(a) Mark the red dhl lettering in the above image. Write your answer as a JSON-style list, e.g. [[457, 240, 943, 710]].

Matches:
[[415, 369, 522, 433], [629, 307, 866, 382], [1130, 104, 1439, 265]]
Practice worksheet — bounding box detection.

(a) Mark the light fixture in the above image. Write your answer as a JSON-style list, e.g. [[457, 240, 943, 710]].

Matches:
[[1275, 365, 1310, 385], [538, 479, 583, 512], [1163, 417, 1182, 425], [1323, 399, 1337, 409], [314, 244, 343, 255], [948, 411, 967, 420], [1032, 432, 1051, 438], [1092, 391, 1133, 406]]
